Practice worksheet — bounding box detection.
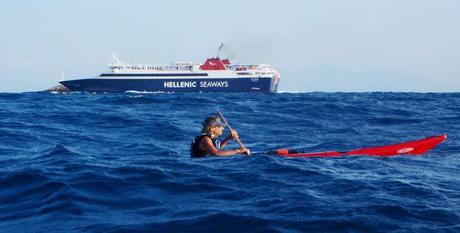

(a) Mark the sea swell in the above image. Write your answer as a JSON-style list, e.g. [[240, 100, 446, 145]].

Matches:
[[0, 92, 459, 232]]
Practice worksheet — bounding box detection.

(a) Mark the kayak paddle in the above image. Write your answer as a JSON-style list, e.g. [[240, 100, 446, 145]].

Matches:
[[217, 110, 250, 155]]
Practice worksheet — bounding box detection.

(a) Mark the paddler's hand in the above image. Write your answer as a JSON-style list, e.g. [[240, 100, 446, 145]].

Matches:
[[236, 147, 251, 156], [226, 129, 239, 141]]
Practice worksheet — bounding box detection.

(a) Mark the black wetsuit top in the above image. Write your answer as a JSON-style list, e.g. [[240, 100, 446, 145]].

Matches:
[[191, 134, 220, 158]]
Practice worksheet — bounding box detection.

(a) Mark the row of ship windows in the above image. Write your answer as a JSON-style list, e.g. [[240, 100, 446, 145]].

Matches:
[[237, 72, 272, 75], [114, 66, 194, 71], [101, 73, 208, 77]]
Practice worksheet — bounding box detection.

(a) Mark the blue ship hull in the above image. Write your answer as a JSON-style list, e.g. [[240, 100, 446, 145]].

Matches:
[[60, 77, 279, 93]]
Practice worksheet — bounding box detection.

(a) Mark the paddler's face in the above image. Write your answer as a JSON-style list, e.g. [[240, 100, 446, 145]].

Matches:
[[211, 125, 224, 136]]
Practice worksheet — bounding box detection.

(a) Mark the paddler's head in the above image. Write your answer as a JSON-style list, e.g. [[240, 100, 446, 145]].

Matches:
[[202, 115, 226, 137]]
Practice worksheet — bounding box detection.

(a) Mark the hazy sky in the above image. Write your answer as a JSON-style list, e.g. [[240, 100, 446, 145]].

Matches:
[[1, 0, 459, 92]]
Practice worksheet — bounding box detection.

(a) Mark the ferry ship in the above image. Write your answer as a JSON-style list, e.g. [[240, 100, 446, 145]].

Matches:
[[60, 46, 280, 93]]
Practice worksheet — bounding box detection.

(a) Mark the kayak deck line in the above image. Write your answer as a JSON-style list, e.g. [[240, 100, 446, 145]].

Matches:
[[276, 134, 447, 158]]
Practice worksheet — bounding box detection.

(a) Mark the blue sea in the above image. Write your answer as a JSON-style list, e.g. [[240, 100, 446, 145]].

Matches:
[[0, 92, 459, 233]]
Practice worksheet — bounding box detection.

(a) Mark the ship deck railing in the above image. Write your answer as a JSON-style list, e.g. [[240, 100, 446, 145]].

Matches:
[[110, 64, 198, 72]]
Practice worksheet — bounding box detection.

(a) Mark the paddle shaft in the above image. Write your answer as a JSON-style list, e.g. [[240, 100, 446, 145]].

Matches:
[[217, 111, 247, 150]]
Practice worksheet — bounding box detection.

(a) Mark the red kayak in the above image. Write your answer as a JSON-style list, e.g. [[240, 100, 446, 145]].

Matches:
[[276, 134, 447, 158]]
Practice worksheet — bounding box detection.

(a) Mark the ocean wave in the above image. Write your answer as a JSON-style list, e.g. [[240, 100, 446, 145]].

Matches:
[[80, 212, 279, 233], [368, 117, 423, 125], [0, 172, 67, 220], [0, 92, 459, 232]]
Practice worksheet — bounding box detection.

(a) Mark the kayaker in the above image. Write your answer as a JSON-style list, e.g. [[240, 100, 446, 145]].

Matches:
[[191, 115, 250, 158]]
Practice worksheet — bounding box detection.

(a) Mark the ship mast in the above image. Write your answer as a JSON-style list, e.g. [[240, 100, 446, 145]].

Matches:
[[112, 52, 121, 66], [216, 42, 224, 58]]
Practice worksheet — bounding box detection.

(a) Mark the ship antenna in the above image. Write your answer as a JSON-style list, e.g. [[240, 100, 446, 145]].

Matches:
[[59, 70, 65, 81], [112, 52, 121, 65], [216, 42, 224, 58]]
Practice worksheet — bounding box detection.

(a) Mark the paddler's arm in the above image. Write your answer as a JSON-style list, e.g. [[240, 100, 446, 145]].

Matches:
[[220, 130, 251, 155], [201, 137, 245, 157], [220, 129, 239, 148]]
